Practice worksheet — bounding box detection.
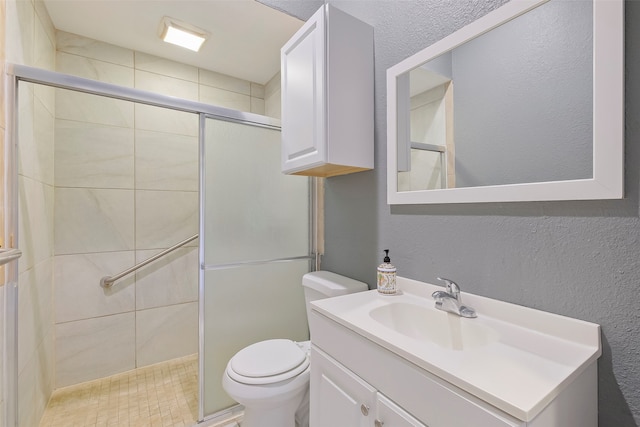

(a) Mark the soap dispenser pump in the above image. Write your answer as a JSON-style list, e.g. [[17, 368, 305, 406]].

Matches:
[[377, 249, 397, 294]]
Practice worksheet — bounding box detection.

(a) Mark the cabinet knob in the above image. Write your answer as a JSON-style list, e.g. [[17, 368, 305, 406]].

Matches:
[[360, 404, 369, 416], [375, 420, 384, 427]]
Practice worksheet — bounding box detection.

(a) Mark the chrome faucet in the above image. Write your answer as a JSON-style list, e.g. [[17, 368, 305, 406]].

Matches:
[[432, 277, 477, 318]]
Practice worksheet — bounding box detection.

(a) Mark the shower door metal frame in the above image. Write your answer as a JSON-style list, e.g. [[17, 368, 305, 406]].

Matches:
[[197, 113, 317, 422], [4, 63, 22, 427], [5, 64, 319, 426]]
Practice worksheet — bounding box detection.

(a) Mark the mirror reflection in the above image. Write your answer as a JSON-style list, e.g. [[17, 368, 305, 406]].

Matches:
[[397, 0, 593, 192]]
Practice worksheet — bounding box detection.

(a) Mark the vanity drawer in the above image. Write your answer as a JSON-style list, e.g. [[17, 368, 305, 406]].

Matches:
[[310, 310, 523, 427]]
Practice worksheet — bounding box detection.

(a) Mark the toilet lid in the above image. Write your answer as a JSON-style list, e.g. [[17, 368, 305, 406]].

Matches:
[[228, 339, 309, 385]]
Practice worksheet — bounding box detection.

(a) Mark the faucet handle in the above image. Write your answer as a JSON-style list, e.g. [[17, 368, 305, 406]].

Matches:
[[436, 277, 460, 299]]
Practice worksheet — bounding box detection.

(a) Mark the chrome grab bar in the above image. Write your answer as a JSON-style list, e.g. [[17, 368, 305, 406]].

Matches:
[[0, 248, 22, 266], [100, 234, 199, 288]]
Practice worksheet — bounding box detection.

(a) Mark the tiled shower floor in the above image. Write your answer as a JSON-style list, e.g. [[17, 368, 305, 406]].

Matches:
[[39, 354, 199, 427]]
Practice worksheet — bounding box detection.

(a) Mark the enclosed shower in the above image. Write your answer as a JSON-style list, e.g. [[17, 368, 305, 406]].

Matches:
[[5, 64, 316, 426]]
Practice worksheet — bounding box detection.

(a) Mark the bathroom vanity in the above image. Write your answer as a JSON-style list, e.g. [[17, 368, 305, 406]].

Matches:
[[309, 277, 601, 426]]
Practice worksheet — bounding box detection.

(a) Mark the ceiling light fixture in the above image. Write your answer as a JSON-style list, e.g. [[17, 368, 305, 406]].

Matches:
[[160, 17, 208, 52]]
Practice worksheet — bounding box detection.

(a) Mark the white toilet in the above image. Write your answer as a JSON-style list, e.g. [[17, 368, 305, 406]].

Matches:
[[222, 271, 368, 427]]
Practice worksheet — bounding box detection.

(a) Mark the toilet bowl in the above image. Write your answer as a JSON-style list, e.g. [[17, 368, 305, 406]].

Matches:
[[223, 340, 311, 427], [222, 271, 368, 427]]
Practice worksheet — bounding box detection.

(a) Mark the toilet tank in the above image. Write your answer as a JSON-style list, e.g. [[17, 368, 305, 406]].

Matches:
[[302, 271, 368, 328]]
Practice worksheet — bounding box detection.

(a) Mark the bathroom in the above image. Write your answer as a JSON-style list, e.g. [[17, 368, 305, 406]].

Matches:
[[2, 0, 640, 426]]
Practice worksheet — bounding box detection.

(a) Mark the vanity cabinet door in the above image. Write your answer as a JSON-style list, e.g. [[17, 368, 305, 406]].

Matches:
[[376, 394, 428, 427], [281, 4, 374, 177], [311, 347, 376, 427], [281, 5, 326, 175]]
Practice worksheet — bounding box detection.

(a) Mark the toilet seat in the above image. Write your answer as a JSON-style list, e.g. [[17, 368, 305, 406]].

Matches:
[[228, 339, 310, 385]]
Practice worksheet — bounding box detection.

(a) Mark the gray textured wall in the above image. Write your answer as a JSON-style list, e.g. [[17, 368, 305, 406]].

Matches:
[[261, 0, 640, 425]]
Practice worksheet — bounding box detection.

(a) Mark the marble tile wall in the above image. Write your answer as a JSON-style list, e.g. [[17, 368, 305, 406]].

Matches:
[[265, 71, 282, 120], [0, 0, 5, 417], [52, 31, 279, 388], [1, 0, 5, 134], [5, 0, 57, 426]]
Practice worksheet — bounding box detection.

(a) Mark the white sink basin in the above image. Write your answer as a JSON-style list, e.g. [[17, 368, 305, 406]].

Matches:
[[369, 302, 499, 350]]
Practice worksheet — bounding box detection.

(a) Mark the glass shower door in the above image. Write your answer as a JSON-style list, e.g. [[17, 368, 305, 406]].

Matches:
[[200, 117, 312, 418]]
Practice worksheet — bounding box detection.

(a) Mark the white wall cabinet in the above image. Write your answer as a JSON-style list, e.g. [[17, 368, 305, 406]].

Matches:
[[281, 4, 373, 177], [311, 347, 426, 427]]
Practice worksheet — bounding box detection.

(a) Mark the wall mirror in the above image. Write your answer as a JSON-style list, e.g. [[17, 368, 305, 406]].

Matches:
[[387, 0, 624, 204]]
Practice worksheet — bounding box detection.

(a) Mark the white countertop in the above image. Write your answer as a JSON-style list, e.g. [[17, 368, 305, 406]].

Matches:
[[310, 276, 601, 421]]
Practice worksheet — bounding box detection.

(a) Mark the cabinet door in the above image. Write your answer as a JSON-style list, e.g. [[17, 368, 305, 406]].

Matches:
[[376, 394, 429, 427], [281, 5, 326, 174], [311, 347, 375, 427]]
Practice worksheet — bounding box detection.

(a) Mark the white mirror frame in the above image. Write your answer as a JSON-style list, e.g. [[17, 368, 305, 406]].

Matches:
[[387, 0, 624, 205]]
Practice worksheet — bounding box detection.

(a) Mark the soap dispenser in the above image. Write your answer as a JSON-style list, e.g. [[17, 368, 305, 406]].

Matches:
[[377, 249, 397, 294]]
